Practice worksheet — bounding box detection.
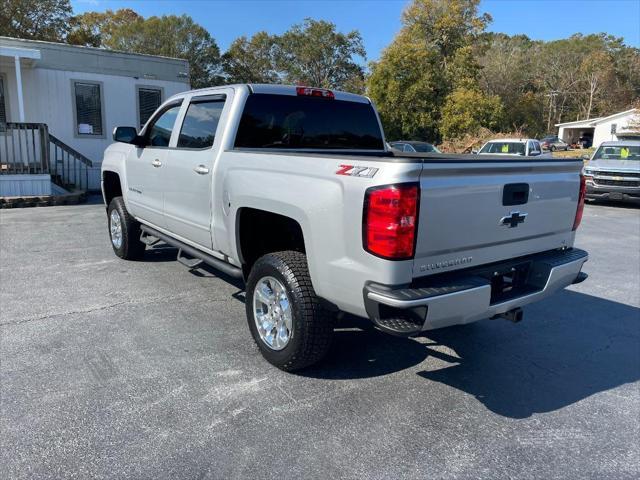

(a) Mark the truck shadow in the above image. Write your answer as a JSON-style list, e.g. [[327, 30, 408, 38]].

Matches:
[[305, 290, 640, 419]]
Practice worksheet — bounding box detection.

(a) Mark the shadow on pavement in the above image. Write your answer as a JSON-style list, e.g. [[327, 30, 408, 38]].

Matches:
[[305, 290, 640, 418]]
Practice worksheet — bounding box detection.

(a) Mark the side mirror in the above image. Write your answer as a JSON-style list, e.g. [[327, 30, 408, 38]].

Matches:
[[582, 153, 591, 161], [471, 149, 478, 155], [113, 126, 141, 145]]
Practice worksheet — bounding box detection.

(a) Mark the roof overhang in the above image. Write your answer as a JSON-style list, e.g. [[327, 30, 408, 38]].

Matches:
[[555, 118, 601, 128], [0, 46, 41, 60]]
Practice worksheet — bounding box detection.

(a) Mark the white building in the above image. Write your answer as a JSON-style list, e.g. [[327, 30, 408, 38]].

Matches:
[[0, 37, 190, 194], [556, 108, 640, 149]]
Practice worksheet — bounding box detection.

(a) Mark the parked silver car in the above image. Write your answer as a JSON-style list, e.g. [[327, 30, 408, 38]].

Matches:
[[388, 141, 441, 153], [541, 136, 570, 151], [584, 140, 640, 203]]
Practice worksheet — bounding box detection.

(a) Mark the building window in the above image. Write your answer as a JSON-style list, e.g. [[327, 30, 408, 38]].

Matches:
[[73, 81, 103, 136], [137, 86, 163, 129], [0, 76, 7, 130]]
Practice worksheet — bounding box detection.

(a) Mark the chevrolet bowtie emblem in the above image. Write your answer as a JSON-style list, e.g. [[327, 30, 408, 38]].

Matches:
[[501, 211, 527, 228]]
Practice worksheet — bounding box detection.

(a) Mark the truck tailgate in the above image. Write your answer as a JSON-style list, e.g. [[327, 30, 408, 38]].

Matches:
[[413, 159, 583, 278]]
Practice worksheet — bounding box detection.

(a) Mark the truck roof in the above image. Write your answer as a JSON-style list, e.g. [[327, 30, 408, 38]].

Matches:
[[485, 138, 537, 143], [167, 83, 371, 104], [599, 140, 640, 147]]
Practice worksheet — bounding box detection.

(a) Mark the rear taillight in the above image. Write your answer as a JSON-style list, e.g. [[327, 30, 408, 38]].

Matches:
[[573, 174, 586, 231], [363, 183, 419, 259], [296, 86, 335, 99]]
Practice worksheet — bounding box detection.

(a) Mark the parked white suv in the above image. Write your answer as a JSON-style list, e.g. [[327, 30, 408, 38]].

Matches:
[[477, 138, 545, 157]]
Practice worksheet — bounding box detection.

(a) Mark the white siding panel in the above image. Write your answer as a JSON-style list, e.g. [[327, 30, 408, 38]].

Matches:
[[0, 174, 51, 196], [0, 63, 188, 189], [593, 113, 636, 148]]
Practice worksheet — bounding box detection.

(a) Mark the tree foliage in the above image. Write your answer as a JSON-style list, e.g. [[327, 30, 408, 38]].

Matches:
[[368, 0, 494, 141], [3, 0, 638, 142], [0, 0, 72, 41], [273, 19, 366, 90], [68, 10, 221, 89], [221, 19, 366, 91], [221, 32, 279, 84], [441, 87, 504, 138]]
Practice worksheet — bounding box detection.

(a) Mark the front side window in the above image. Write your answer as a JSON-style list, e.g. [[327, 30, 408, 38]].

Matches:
[[138, 87, 162, 129], [73, 81, 103, 136], [177, 98, 225, 149], [234, 94, 384, 150], [145, 103, 182, 147]]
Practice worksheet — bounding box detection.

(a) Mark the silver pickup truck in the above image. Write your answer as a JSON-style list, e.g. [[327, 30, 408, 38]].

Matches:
[[101, 84, 588, 371]]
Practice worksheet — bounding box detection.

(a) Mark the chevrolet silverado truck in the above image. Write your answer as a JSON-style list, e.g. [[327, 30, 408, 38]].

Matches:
[[101, 84, 589, 371], [583, 140, 640, 204]]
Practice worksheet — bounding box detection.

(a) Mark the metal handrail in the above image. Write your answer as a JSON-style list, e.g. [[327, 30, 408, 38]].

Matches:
[[0, 122, 93, 191]]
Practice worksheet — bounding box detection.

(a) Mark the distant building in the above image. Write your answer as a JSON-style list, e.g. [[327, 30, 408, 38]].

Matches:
[[556, 108, 640, 149], [0, 37, 190, 195]]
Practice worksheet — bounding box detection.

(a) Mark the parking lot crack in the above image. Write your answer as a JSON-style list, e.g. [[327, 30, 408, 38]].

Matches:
[[1, 293, 204, 327]]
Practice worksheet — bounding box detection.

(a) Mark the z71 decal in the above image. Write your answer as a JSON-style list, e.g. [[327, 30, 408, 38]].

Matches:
[[336, 165, 379, 178]]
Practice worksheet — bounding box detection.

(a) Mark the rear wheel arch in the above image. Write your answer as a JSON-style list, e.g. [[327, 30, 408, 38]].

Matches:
[[235, 207, 307, 278]]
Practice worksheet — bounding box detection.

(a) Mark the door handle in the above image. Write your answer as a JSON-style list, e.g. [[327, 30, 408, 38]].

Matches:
[[193, 165, 210, 175], [151, 159, 162, 168]]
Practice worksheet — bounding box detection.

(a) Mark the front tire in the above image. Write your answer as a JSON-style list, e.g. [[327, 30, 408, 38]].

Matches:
[[246, 251, 333, 371], [107, 196, 146, 260]]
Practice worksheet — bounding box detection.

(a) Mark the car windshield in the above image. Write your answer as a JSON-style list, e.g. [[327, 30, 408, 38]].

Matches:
[[479, 142, 526, 155], [592, 145, 640, 161], [412, 143, 440, 153]]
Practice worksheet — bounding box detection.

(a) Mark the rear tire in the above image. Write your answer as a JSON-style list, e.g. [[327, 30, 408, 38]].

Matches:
[[550, 145, 556, 152], [107, 196, 146, 260], [245, 251, 333, 371]]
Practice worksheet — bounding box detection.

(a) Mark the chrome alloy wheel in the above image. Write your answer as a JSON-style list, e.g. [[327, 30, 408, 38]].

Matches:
[[109, 209, 123, 249], [252, 276, 293, 350]]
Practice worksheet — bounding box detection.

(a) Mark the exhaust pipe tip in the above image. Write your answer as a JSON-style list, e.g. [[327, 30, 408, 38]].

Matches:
[[492, 307, 524, 323]]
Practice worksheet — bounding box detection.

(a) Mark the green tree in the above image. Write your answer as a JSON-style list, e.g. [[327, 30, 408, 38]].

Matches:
[[67, 9, 142, 47], [0, 0, 72, 41], [441, 87, 504, 138], [367, 0, 490, 141], [274, 18, 366, 91], [68, 10, 221, 88], [221, 32, 279, 83], [367, 33, 445, 140]]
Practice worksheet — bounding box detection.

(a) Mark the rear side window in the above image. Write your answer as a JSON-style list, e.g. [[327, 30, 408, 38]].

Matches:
[[177, 97, 225, 149], [234, 94, 384, 150]]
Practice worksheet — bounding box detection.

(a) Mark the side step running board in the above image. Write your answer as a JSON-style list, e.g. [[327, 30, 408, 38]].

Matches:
[[140, 224, 243, 280], [177, 249, 204, 269], [140, 231, 160, 246]]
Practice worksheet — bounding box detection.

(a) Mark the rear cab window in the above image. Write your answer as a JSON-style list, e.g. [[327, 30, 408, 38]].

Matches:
[[234, 93, 384, 150]]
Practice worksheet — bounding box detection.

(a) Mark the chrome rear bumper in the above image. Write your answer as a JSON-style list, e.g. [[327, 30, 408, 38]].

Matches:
[[364, 248, 588, 335]]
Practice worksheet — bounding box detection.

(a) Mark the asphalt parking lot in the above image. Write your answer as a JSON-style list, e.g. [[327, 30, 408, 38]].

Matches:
[[1, 199, 639, 479]]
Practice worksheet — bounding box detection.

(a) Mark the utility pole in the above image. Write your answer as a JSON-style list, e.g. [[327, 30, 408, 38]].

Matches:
[[545, 91, 558, 133]]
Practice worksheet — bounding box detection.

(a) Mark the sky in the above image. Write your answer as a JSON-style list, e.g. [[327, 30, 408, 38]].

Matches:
[[72, 0, 640, 61]]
